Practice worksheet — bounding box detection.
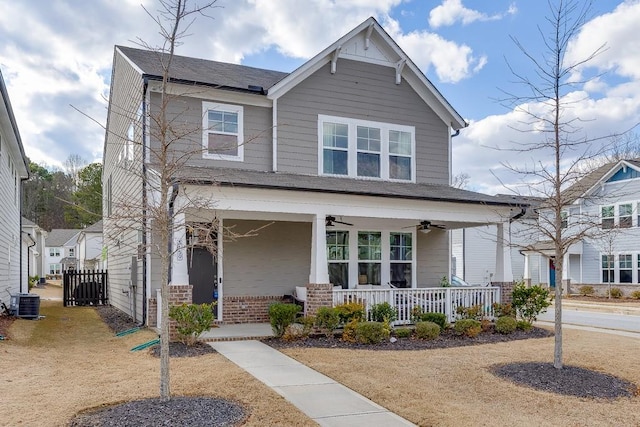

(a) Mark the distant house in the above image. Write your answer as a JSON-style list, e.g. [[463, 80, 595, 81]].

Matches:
[[0, 69, 30, 298], [22, 217, 47, 283], [76, 220, 104, 270], [44, 229, 80, 277]]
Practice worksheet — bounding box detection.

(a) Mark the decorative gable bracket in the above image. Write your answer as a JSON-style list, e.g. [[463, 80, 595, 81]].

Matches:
[[364, 22, 374, 50], [331, 46, 342, 74], [395, 59, 406, 85]]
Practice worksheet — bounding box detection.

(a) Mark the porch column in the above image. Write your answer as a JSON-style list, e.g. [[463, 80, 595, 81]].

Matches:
[[494, 222, 513, 282], [523, 254, 531, 286], [562, 254, 570, 295], [309, 214, 330, 284], [171, 211, 189, 285]]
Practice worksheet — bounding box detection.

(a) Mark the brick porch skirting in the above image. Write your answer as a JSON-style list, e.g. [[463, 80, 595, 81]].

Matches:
[[223, 295, 284, 323]]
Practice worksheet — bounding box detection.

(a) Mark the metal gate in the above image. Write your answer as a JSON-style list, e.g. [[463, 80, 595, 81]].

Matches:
[[63, 270, 109, 307]]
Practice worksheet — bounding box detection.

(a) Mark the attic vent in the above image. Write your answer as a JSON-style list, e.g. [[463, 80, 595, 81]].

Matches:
[[247, 85, 264, 94]]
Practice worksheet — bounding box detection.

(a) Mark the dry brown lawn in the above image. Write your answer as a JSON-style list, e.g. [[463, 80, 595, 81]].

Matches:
[[0, 301, 314, 427], [281, 330, 640, 427]]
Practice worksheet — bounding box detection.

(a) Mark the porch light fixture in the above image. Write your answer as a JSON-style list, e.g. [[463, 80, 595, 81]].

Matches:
[[418, 220, 432, 234]]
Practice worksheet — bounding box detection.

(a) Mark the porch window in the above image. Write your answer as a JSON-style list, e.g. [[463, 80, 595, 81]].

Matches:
[[601, 255, 614, 283], [390, 232, 412, 288], [358, 232, 381, 286], [619, 254, 633, 283], [202, 102, 244, 161], [619, 204, 633, 228], [327, 231, 349, 289], [601, 206, 614, 229]]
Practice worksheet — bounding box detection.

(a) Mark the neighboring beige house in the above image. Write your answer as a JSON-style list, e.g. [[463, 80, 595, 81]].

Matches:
[[76, 219, 104, 270], [22, 217, 47, 284], [103, 17, 522, 326], [0, 69, 30, 298]]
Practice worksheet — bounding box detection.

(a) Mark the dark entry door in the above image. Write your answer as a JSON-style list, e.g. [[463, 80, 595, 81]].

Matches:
[[188, 248, 217, 305]]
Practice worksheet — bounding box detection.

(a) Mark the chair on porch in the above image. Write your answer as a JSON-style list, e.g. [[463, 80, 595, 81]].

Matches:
[[294, 286, 307, 315]]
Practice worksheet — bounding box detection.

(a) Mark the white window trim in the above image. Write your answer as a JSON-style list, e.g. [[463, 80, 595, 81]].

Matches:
[[202, 101, 244, 162], [600, 252, 640, 284], [318, 115, 416, 182]]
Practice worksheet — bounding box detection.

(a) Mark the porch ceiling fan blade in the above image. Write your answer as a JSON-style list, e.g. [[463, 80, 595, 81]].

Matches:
[[325, 215, 354, 227]]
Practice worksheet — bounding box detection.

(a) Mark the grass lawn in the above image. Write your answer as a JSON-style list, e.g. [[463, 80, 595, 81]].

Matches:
[[0, 301, 314, 427], [281, 329, 640, 427]]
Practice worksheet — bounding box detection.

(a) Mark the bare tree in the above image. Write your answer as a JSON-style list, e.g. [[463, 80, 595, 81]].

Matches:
[[452, 172, 470, 189]]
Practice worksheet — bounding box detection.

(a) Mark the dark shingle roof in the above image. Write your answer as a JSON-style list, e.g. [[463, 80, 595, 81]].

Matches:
[[82, 220, 103, 233], [45, 229, 80, 247], [117, 46, 289, 92], [561, 158, 640, 203], [22, 217, 37, 227], [174, 167, 520, 207]]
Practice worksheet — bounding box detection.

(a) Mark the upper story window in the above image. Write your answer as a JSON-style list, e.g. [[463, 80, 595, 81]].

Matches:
[[560, 211, 568, 229], [68, 248, 75, 257], [319, 115, 415, 182], [619, 203, 633, 228], [49, 248, 61, 257], [202, 102, 244, 162], [601, 206, 614, 229]]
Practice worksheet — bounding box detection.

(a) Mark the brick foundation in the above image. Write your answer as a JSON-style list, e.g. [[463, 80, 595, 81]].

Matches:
[[492, 281, 515, 305], [222, 295, 283, 323], [147, 298, 157, 327], [306, 283, 332, 316], [569, 282, 640, 297]]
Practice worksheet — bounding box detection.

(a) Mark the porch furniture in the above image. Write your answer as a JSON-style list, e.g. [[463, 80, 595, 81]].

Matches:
[[294, 286, 307, 314]]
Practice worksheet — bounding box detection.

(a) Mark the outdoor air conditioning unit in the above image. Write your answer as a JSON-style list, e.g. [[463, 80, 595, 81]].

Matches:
[[9, 294, 40, 319]]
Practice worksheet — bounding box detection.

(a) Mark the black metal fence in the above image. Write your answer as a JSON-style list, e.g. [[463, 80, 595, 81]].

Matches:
[[63, 270, 108, 307]]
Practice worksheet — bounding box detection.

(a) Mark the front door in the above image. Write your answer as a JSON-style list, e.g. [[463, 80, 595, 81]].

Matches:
[[549, 258, 556, 288], [188, 247, 218, 310]]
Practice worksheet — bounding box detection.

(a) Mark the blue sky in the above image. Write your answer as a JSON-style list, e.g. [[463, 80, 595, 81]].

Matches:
[[1, 0, 638, 194]]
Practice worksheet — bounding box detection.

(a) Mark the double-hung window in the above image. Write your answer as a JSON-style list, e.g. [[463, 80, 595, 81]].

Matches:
[[358, 232, 382, 285], [619, 254, 633, 283], [601, 206, 614, 229], [619, 204, 633, 228], [319, 115, 415, 181], [202, 102, 243, 161], [601, 255, 614, 283], [390, 232, 412, 288], [49, 248, 60, 257], [327, 231, 349, 289], [560, 211, 568, 229]]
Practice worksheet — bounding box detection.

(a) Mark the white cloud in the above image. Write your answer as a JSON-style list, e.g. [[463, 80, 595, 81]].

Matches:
[[429, 0, 517, 29]]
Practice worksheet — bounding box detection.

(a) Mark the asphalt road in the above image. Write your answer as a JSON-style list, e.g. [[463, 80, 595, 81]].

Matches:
[[537, 307, 640, 333]]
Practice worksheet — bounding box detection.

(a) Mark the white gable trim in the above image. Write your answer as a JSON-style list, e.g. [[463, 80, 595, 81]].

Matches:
[[267, 17, 467, 131], [580, 160, 640, 200], [116, 47, 144, 75]]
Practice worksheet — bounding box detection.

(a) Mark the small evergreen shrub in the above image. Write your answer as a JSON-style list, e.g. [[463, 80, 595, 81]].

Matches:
[[315, 307, 340, 338], [168, 302, 215, 345], [369, 302, 397, 323], [608, 287, 623, 299], [456, 304, 484, 321], [579, 285, 595, 296], [453, 319, 482, 338], [512, 282, 551, 323], [410, 305, 424, 323], [420, 312, 447, 330], [415, 321, 440, 340], [492, 302, 514, 318], [335, 302, 365, 324], [495, 316, 517, 334], [268, 303, 301, 338], [342, 319, 359, 343], [355, 321, 389, 344], [393, 327, 412, 338], [631, 290, 640, 300], [516, 320, 533, 331], [28, 275, 39, 291]]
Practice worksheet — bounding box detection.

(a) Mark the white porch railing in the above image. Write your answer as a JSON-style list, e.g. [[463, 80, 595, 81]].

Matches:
[[332, 287, 501, 324]]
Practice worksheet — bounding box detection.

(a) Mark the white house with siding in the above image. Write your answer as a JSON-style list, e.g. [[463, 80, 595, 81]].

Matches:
[[0, 69, 30, 299], [75, 220, 104, 270], [103, 17, 524, 326], [22, 217, 47, 284], [44, 229, 80, 277]]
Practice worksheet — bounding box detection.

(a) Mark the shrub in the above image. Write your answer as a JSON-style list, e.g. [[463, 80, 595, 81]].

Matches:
[[492, 302, 514, 318], [335, 302, 365, 324], [453, 319, 482, 338], [495, 316, 517, 334], [268, 303, 301, 338], [512, 282, 551, 323], [608, 287, 623, 299], [410, 305, 423, 323], [355, 321, 389, 344], [369, 302, 397, 323], [394, 327, 412, 338], [315, 307, 340, 338], [516, 320, 533, 331], [297, 315, 315, 336], [168, 303, 215, 345], [342, 319, 359, 343], [420, 312, 447, 330], [579, 285, 595, 296], [456, 304, 484, 321], [415, 321, 440, 340], [440, 276, 451, 287], [28, 275, 39, 291], [631, 290, 640, 300]]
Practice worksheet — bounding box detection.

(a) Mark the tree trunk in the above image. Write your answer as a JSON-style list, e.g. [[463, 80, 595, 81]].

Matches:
[[553, 254, 563, 369]]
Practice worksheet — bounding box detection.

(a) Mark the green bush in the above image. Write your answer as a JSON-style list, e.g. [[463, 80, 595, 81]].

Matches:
[[168, 303, 215, 345], [608, 287, 623, 299], [516, 320, 533, 331], [420, 312, 447, 330], [335, 302, 365, 324], [415, 321, 440, 340], [492, 302, 514, 318], [512, 282, 551, 323], [342, 319, 359, 342], [410, 305, 424, 323], [456, 304, 484, 321], [28, 275, 39, 291], [315, 307, 340, 337], [393, 327, 412, 338], [579, 285, 595, 296], [453, 319, 482, 338], [495, 316, 517, 334], [631, 290, 640, 300], [355, 321, 389, 344], [369, 302, 397, 323], [268, 303, 301, 338]]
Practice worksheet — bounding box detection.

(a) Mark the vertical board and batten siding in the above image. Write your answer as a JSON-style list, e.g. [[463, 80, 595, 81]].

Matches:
[[148, 92, 272, 172], [222, 220, 311, 296], [0, 137, 22, 298], [103, 50, 145, 322], [416, 229, 449, 286], [277, 59, 449, 184]]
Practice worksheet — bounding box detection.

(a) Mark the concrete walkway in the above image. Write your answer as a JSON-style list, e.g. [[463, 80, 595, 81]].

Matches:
[[209, 340, 415, 427]]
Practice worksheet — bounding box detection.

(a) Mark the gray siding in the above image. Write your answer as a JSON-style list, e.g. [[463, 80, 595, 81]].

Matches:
[[277, 59, 449, 184], [148, 92, 272, 172], [416, 229, 449, 286], [222, 220, 310, 296]]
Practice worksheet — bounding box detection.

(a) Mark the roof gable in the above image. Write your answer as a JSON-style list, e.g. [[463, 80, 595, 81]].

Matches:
[[46, 229, 80, 247], [604, 161, 640, 183], [563, 159, 640, 203], [266, 17, 467, 130]]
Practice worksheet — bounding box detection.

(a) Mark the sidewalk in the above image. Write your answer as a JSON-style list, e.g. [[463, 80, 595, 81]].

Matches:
[[209, 340, 415, 427]]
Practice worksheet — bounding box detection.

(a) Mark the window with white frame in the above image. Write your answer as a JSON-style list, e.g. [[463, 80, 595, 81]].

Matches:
[[390, 232, 412, 288], [202, 102, 243, 161], [358, 232, 382, 285], [49, 248, 61, 257], [68, 248, 75, 258], [319, 115, 415, 181], [560, 211, 568, 229], [327, 231, 349, 289], [602, 255, 614, 283], [601, 206, 614, 229], [619, 204, 633, 228], [619, 254, 633, 283], [49, 263, 61, 275], [637, 254, 640, 283]]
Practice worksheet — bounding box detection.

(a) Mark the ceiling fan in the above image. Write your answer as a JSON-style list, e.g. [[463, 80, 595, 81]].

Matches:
[[325, 215, 354, 227], [405, 220, 446, 233]]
